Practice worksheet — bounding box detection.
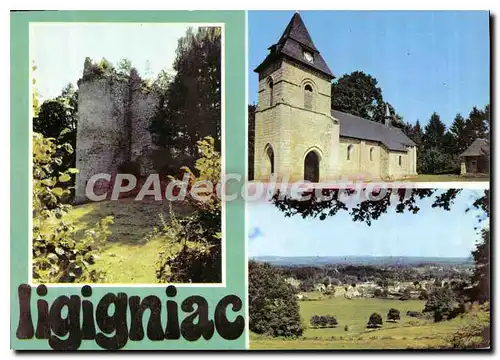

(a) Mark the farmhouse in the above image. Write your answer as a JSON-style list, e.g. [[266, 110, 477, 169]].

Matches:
[[460, 138, 489, 175], [253, 13, 417, 182]]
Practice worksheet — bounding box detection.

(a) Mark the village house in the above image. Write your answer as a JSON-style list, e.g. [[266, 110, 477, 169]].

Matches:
[[285, 277, 301, 288], [253, 13, 417, 182], [314, 283, 326, 292]]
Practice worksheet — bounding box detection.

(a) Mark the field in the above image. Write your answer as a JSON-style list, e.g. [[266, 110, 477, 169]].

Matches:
[[44, 198, 190, 283], [251, 295, 480, 350]]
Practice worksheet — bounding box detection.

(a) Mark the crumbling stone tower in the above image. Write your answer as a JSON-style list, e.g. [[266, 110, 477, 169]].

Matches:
[[74, 61, 159, 203]]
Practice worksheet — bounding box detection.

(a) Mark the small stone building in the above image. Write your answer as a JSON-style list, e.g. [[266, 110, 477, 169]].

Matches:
[[460, 138, 489, 175], [253, 13, 417, 182]]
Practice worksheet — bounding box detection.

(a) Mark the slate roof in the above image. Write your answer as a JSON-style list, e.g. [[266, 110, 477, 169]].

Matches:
[[332, 110, 416, 152], [254, 13, 334, 79], [460, 138, 490, 157]]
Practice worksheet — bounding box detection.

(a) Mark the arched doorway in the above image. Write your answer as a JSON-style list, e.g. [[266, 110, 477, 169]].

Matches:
[[304, 151, 320, 182]]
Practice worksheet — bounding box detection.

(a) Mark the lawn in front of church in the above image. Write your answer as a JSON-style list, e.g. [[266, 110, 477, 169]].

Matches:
[[404, 174, 489, 182]]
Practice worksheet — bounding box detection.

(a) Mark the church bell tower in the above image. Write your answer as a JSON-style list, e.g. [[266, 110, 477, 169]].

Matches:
[[253, 13, 340, 182]]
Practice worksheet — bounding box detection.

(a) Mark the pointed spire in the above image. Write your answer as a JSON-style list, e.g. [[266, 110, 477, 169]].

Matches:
[[254, 12, 334, 79], [277, 12, 318, 52]]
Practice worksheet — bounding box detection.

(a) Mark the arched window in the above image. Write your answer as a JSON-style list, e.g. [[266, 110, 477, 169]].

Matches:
[[266, 145, 274, 174], [347, 145, 353, 161], [268, 79, 274, 107], [399, 156, 402, 166], [304, 151, 320, 182], [304, 84, 313, 110], [370, 147, 374, 161]]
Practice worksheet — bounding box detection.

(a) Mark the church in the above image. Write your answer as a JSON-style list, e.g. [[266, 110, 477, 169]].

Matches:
[[253, 13, 418, 182]]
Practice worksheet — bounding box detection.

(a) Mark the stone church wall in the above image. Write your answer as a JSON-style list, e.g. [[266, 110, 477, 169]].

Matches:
[[387, 150, 412, 179], [339, 138, 383, 180], [254, 103, 340, 182]]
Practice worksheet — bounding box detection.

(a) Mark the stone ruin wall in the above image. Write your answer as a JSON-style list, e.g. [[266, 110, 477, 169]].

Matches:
[[75, 75, 159, 203]]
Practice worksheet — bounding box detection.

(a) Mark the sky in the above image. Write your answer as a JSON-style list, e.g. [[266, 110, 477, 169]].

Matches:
[[248, 11, 490, 127], [248, 189, 486, 258], [31, 23, 193, 101]]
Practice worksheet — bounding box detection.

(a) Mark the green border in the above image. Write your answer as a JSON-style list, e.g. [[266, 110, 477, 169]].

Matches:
[[11, 10, 246, 350]]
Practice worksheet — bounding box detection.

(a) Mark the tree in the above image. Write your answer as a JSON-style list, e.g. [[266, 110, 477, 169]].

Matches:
[[311, 315, 337, 328], [154, 137, 222, 283], [271, 188, 468, 226], [249, 261, 303, 337], [423, 112, 446, 149], [419, 289, 429, 300], [469, 228, 490, 303], [424, 286, 455, 317], [467, 106, 488, 140], [149, 27, 221, 157], [331, 71, 386, 123], [300, 278, 315, 292], [33, 83, 78, 177], [367, 313, 383, 328], [32, 132, 113, 282], [117, 58, 133, 77], [419, 147, 456, 174], [373, 288, 383, 298], [387, 308, 401, 322], [326, 315, 338, 327], [449, 113, 469, 154], [149, 69, 171, 94]]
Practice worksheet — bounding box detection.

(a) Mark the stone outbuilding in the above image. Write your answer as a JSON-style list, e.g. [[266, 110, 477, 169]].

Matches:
[[460, 138, 489, 175]]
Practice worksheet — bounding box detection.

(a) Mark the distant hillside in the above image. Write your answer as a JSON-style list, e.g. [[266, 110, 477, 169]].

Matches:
[[251, 256, 473, 267]]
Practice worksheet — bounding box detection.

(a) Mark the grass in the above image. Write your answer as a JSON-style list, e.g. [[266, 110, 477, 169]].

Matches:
[[250, 296, 485, 350], [404, 174, 489, 182], [59, 198, 191, 284]]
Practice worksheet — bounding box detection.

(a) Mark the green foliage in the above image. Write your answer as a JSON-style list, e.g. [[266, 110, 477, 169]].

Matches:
[[249, 261, 304, 337], [331, 71, 386, 123], [32, 62, 41, 117], [367, 312, 383, 328], [387, 308, 400, 322], [310, 315, 338, 328], [446, 303, 490, 348], [424, 286, 455, 320], [154, 137, 221, 283], [299, 278, 315, 292], [80, 57, 146, 87], [423, 112, 446, 149], [33, 83, 78, 181], [117, 58, 133, 77], [470, 228, 490, 303], [149, 27, 221, 156], [418, 147, 458, 174], [151, 69, 172, 94], [449, 113, 469, 154], [32, 133, 113, 283], [419, 289, 429, 300]]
